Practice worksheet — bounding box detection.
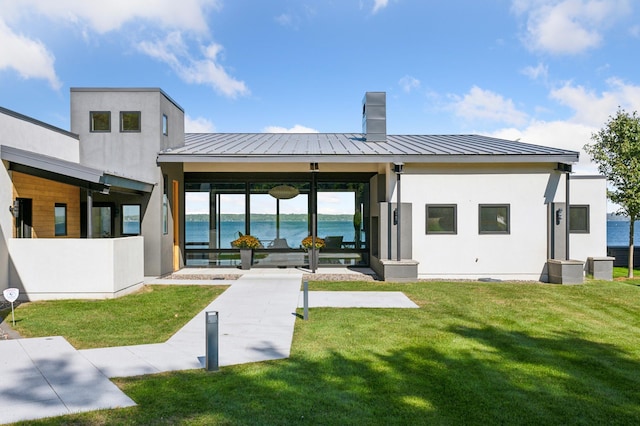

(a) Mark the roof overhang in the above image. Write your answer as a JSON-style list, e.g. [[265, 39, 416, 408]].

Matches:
[[1, 145, 153, 194], [157, 153, 579, 165]]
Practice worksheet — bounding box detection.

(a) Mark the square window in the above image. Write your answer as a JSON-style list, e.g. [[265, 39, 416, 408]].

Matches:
[[120, 111, 141, 132], [162, 114, 168, 136], [90, 111, 110, 132], [54, 203, 67, 236], [163, 175, 169, 235], [570, 205, 590, 233], [426, 205, 457, 234], [479, 204, 510, 234], [122, 204, 141, 235]]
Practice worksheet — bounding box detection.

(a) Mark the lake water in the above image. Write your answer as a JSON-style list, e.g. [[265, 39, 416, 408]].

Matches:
[[607, 220, 640, 247], [186, 220, 359, 248], [186, 220, 640, 248]]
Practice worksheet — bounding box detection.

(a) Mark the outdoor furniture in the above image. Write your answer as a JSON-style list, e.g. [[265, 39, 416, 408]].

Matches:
[[269, 238, 290, 249], [324, 236, 344, 249]]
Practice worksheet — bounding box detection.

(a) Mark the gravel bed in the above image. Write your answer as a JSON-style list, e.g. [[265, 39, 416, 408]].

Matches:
[[303, 273, 378, 282], [164, 274, 240, 281]]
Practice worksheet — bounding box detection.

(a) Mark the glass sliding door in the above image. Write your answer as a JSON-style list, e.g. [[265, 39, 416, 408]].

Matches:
[[250, 183, 308, 249], [183, 174, 370, 268], [185, 182, 246, 266], [316, 182, 368, 265]]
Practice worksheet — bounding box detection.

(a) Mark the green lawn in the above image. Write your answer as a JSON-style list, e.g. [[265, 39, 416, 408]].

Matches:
[[13, 279, 640, 425], [5, 285, 226, 349]]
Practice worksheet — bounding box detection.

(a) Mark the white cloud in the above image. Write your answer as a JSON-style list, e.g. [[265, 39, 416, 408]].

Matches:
[[550, 78, 640, 126], [451, 86, 529, 126], [512, 0, 631, 54], [372, 0, 389, 14], [489, 120, 597, 173], [0, 0, 218, 34], [521, 62, 549, 81], [263, 124, 319, 133], [185, 115, 216, 133], [487, 77, 640, 176], [398, 75, 421, 93], [138, 32, 249, 98], [0, 17, 60, 89]]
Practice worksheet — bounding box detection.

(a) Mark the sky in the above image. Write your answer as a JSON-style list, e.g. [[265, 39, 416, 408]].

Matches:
[[1, 0, 640, 180]]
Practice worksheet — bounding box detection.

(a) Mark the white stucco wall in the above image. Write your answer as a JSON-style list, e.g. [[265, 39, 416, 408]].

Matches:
[[0, 111, 79, 162], [568, 175, 608, 261], [402, 164, 562, 280], [8, 236, 144, 300], [0, 109, 81, 291]]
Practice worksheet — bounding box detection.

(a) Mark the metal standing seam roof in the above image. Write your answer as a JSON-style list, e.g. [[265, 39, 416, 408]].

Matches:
[[157, 133, 579, 164], [1, 145, 154, 194]]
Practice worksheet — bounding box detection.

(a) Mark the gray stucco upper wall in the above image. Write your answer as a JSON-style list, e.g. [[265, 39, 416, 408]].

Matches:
[[70, 88, 185, 183], [70, 88, 184, 113]]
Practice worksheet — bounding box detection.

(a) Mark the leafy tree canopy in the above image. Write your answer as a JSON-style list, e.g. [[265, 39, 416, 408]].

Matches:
[[584, 108, 640, 222]]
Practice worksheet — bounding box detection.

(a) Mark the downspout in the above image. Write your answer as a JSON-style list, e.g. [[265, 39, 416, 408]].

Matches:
[[565, 171, 571, 261], [87, 190, 93, 238], [394, 163, 404, 261]]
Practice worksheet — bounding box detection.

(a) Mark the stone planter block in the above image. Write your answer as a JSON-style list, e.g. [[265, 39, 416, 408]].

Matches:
[[547, 259, 584, 284], [587, 257, 614, 281]]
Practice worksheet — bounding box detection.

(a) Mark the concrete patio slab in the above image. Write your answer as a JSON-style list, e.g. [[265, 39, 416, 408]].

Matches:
[[300, 291, 419, 308], [0, 337, 135, 425]]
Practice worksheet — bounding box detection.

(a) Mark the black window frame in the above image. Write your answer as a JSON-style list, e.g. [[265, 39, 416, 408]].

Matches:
[[162, 114, 168, 136], [569, 204, 590, 233], [54, 203, 67, 236], [479, 204, 510, 235], [426, 204, 457, 234], [121, 204, 142, 236], [120, 111, 141, 132], [90, 111, 111, 132]]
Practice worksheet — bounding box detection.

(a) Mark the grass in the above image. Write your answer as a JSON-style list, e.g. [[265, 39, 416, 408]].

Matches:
[[613, 266, 640, 284], [4, 285, 226, 349], [12, 278, 640, 425]]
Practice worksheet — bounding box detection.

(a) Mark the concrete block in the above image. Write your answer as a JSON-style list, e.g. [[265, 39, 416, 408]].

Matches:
[[547, 259, 584, 284]]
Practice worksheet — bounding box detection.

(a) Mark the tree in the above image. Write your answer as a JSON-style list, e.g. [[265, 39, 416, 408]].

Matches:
[[585, 109, 640, 278]]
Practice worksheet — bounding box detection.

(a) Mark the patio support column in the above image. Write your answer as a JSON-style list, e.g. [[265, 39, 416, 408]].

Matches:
[[87, 189, 93, 238], [565, 171, 571, 261], [310, 162, 319, 272]]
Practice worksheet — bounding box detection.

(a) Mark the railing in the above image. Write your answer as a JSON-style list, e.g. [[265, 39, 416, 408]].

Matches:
[[607, 246, 640, 268]]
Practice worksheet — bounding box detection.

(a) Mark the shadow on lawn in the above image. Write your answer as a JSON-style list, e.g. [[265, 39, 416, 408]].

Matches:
[[25, 324, 640, 425]]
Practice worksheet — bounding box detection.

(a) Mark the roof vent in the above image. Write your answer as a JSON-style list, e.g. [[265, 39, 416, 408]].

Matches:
[[362, 92, 386, 142]]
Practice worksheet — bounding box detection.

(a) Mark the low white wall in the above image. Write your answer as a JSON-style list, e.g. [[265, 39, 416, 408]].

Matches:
[[8, 237, 144, 300]]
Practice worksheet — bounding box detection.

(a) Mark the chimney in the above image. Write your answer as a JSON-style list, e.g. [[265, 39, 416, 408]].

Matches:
[[362, 92, 386, 142]]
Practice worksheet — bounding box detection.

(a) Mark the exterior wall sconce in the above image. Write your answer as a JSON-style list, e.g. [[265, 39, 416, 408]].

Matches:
[[310, 162, 319, 172]]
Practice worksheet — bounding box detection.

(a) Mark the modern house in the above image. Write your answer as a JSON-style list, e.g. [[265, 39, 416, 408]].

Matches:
[[0, 89, 607, 300]]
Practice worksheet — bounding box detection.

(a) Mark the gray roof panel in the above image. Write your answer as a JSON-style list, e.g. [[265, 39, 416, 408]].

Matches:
[[158, 133, 579, 164]]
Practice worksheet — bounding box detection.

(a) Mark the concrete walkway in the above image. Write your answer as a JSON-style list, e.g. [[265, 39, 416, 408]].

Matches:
[[0, 268, 418, 424]]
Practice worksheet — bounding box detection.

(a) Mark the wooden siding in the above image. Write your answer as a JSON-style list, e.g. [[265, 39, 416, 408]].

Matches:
[[12, 172, 81, 238]]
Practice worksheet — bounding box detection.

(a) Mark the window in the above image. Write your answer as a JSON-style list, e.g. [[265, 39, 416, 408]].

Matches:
[[120, 111, 141, 132], [163, 175, 169, 234], [122, 204, 141, 235], [479, 204, 510, 234], [162, 114, 168, 135], [54, 203, 67, 236], [426, 204, 457, 234], [570, 205, 590, 233], [90, 111, 110, 132]]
